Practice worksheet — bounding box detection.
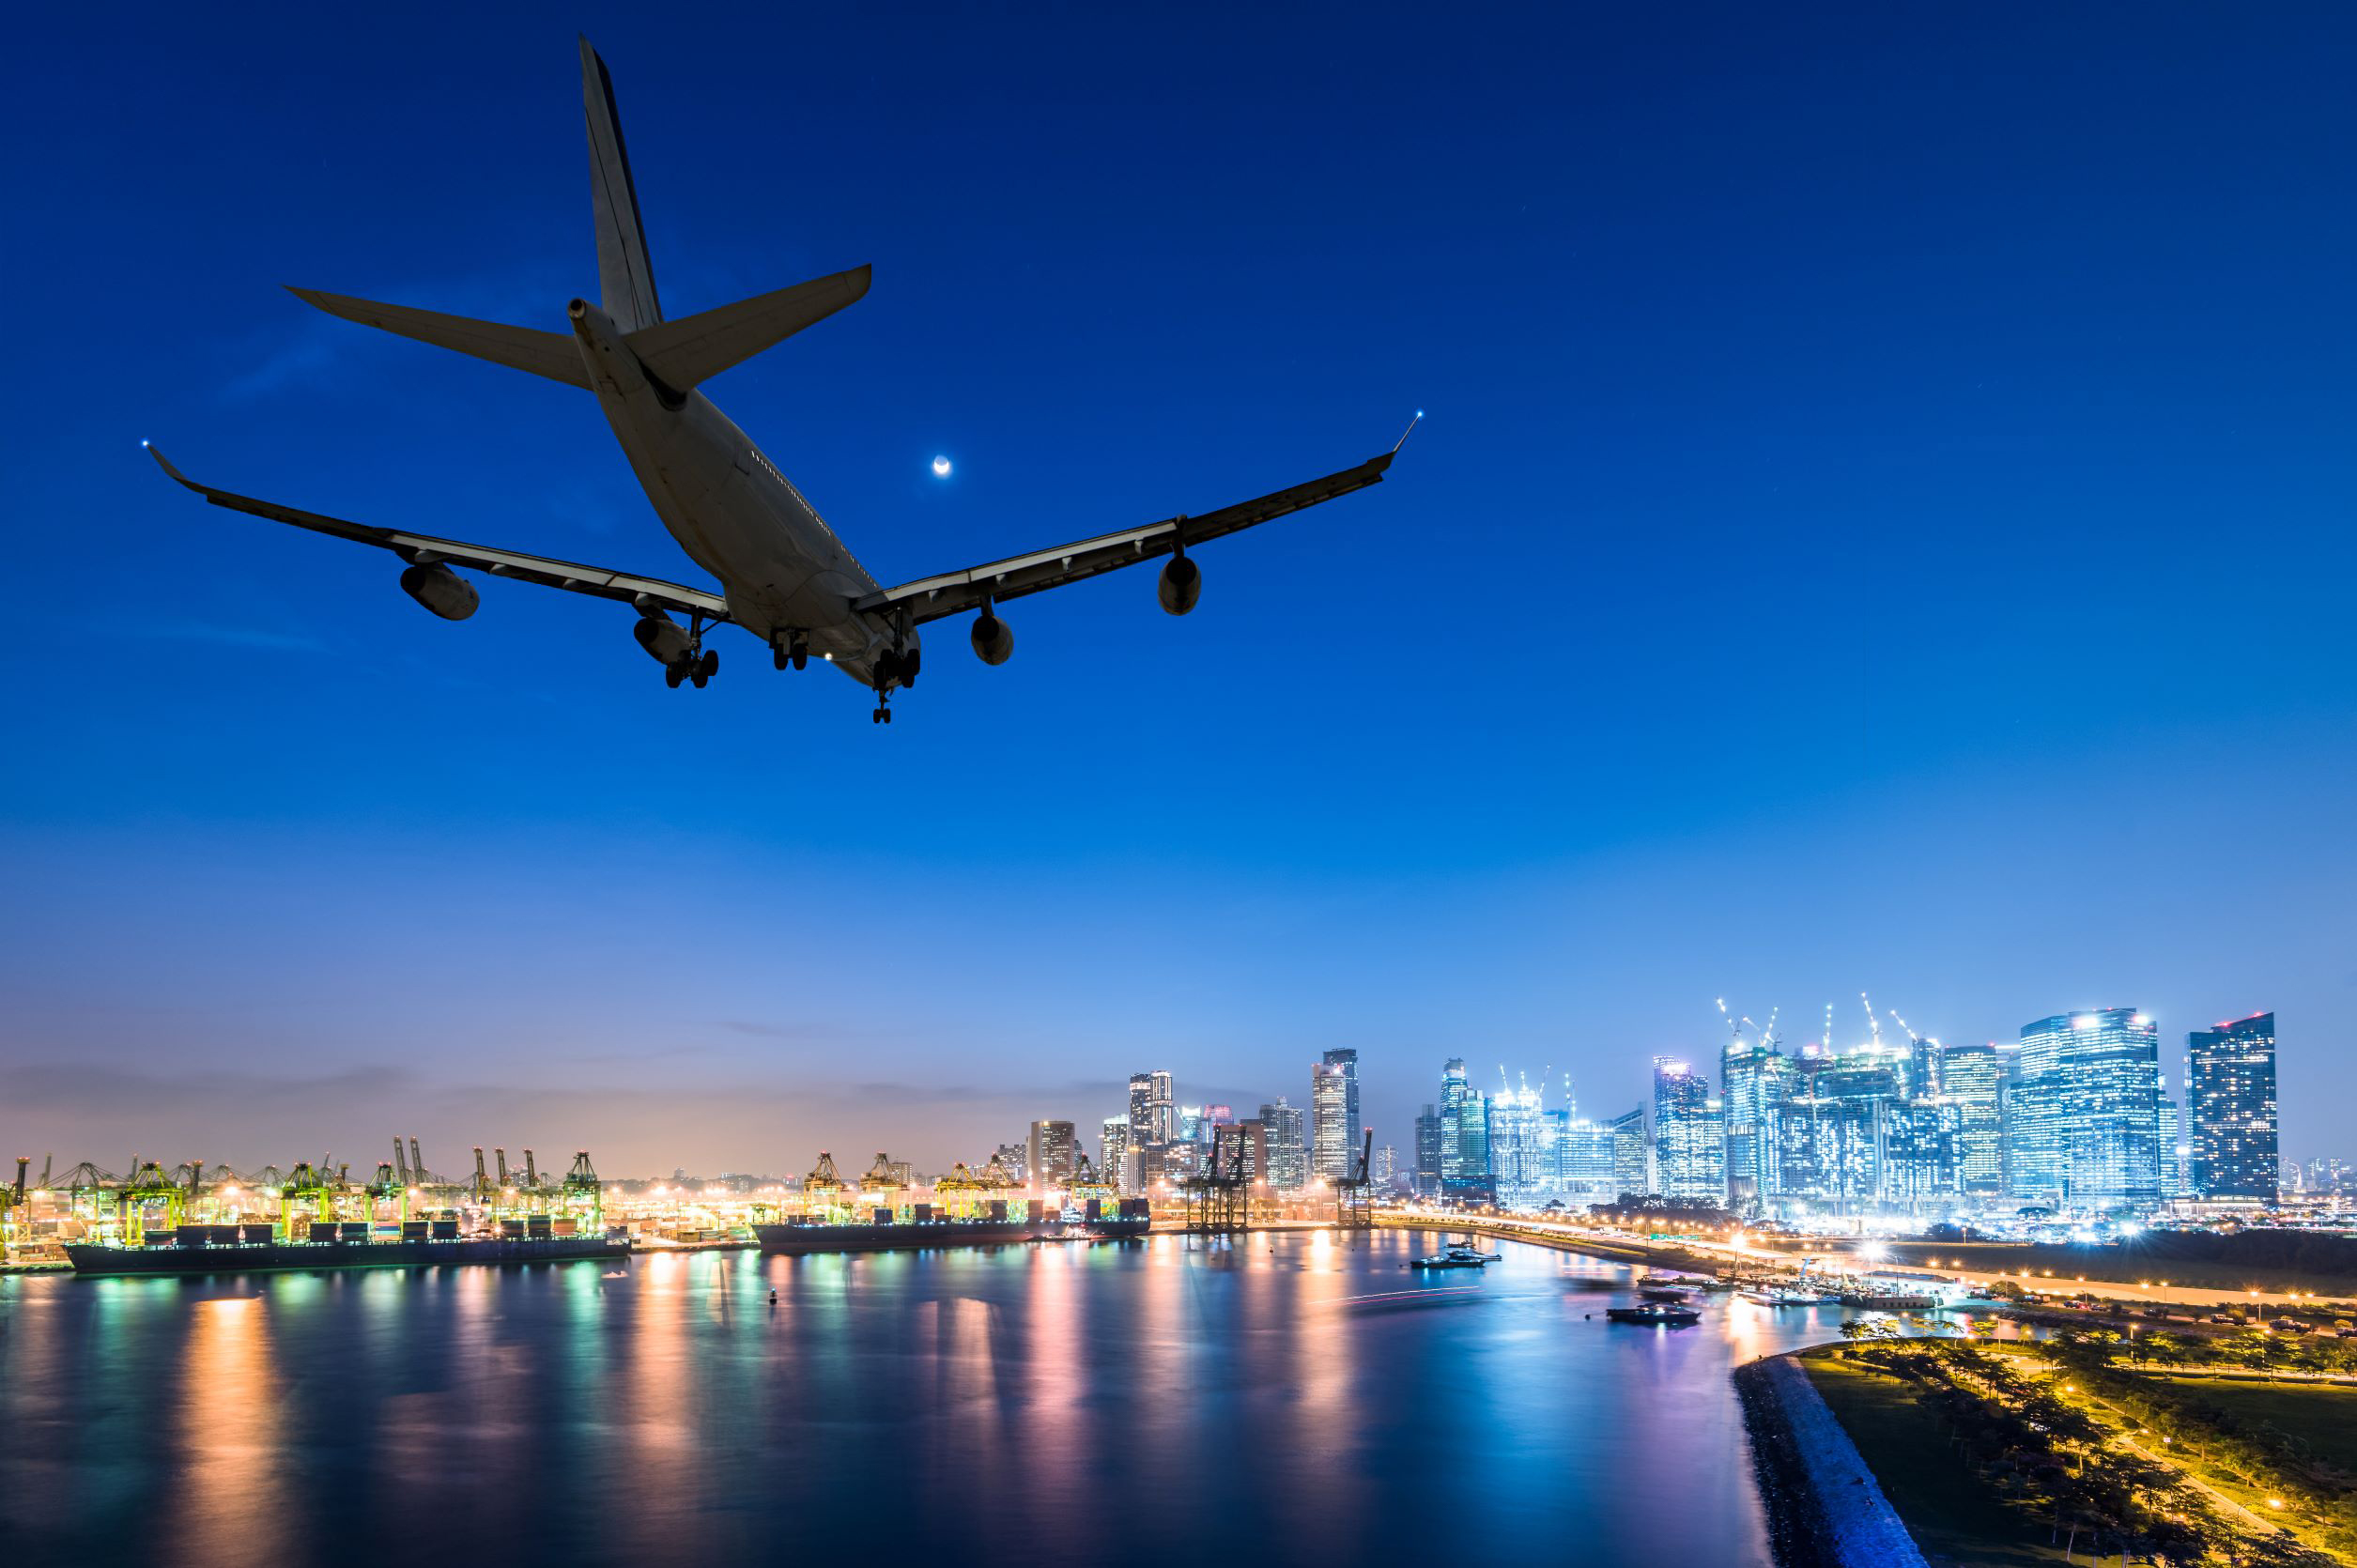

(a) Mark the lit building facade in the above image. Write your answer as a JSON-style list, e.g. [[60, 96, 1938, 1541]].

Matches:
[[1321, 1049, 1363, 1169], [1260, 1098, 1309, 1193], [1720, 1036, 1783, 1212], [2187, 1012, 2278, 1202], [1940, 1041, 2004, 1196], [1412, 1104, 1442, 1196], [1608, 1106, 1649, 1197], [1652, 1057, 1721, 1202], [2008, 1009, 2162, 1211], [1027, 1121, 1077, 1190], [1311, 1062, 1353, 1182]]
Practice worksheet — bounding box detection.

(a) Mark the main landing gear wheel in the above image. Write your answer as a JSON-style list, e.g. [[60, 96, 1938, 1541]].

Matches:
[[690, 649, 718, 688], [870, 706, 893, 725], [665, 663, 685, 689], [772, 635, 810, 671]]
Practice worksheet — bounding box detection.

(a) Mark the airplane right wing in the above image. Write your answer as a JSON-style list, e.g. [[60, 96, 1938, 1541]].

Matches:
[[146, 446, 730, 621], [854, 428, 1412, 627]]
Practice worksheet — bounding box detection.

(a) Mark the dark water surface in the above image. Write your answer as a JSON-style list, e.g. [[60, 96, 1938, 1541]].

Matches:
[[0, 1229, 1878, 1566]]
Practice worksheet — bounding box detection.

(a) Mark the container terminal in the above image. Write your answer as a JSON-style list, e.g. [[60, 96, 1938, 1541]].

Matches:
[[2, 1142, 1153, 1276]]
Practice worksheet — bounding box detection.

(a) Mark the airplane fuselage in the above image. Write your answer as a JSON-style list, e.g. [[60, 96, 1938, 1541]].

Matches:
[[569, 300, 910, 685]]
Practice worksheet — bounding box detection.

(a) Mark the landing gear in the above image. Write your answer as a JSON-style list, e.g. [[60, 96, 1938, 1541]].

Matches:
[[870, 704, 892, 725], [667, 646, 718, 690], [771, 633, 809, 672], [690, 649, 717, 688]]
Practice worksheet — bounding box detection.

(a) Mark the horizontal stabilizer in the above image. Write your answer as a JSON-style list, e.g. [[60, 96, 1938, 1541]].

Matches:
[[288, 287, 591, 388], [623, 266, 871, 391]]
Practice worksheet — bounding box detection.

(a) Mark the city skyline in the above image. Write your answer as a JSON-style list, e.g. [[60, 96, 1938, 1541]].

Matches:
[[8, 8, 2356, 1179]]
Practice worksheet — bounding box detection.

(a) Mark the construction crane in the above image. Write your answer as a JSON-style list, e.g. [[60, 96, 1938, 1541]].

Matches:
[[1887, 1008, 1942, 1099]]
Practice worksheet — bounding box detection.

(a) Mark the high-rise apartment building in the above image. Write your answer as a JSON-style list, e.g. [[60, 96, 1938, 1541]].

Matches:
[[2187, 1012, 2278, 1202], [1652, 1057, 1721, 1202], [1260, 1098, 1309, 1193], [2008, 1009, 2161, 1209], [1027, 1120, 1077, 1191]]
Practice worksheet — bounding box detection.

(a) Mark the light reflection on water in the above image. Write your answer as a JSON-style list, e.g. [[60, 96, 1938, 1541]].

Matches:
[[0, 1230, 1924, 1565]]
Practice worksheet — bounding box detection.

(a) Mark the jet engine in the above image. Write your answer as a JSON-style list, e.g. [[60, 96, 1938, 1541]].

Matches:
[[399, 561, 479, 621], [1157, 552, 1201, 616], [970, 612, 1014, 666], [632, 614, 692, 666]]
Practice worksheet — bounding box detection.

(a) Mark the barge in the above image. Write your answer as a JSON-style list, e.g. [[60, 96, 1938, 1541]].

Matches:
[[754, 1197, 1150, 1255], [66, 1227, 627, 1277]]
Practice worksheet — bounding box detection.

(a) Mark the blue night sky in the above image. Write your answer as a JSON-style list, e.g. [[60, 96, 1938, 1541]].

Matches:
[[5, 4, 2353, 1176]]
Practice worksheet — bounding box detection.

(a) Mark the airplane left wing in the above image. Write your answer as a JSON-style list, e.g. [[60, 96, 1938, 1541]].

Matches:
[[853, 432, 1410, 626], [146, 445, 730, 621]]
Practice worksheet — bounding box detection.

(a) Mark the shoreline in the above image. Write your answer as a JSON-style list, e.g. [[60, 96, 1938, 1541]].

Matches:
[[1733, 1354, 1928, 1568]]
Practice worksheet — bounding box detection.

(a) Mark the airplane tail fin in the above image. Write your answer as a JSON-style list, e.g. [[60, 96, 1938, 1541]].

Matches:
[[581, 38, 662, 333], [624, 266, 872, 391]]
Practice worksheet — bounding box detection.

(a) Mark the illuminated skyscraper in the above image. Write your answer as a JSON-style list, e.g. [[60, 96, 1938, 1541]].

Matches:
[[1311, 1061, 1352, 1182], [1608, 1106, 1649, 1197], [1412, 1104, 1442, 1196], [2187, 1012, 2277, 1202], [1100, 1117, 1131, 1193], [1260, 1097, 1309, 1192], [1940, 1041, 2003, 1196], [1720, 1035, 1784, 1212], [1652, 1058, 1721, 1202], [1439, 1058, 1487, 1198], [1486, 1080, 1547, 1207], [1127, 1074, 1155, 1148], [1148, 1070, 1176, 1145], [1027, 1121, 1077, 1190], [2008, 1009, 2161, 1210], [1321, 1049, 1363, 1163]]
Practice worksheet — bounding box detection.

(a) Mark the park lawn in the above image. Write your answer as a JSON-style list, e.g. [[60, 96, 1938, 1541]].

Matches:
[[1879, 1241, 2357, 1299], [2148, 1376, 2357, 1475], [1799, 1350, 2073, 1568]]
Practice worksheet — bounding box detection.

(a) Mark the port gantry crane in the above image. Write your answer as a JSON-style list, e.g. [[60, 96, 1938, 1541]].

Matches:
[[1181, 1124, 1252, 1240], [1333, 1129, 1375, 1230]]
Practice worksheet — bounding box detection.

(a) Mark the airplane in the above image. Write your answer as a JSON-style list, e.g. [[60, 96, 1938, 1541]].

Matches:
[[148, 38, 1410, 724]]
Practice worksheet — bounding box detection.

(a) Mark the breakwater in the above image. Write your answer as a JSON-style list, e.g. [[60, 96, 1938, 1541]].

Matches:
[[1733, 1355, 1927, 1568]]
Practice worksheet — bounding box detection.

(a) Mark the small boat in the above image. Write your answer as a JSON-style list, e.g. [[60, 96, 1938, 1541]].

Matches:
[[1607, 1302, 1702, 1327], [1410, 1252, 1487, 1268], [1639, 1287, 1692, 1303]]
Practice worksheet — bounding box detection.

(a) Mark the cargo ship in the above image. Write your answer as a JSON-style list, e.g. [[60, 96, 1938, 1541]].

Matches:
[[65, 1218, 627, 1277], [754, 1197, 1150, 1255]]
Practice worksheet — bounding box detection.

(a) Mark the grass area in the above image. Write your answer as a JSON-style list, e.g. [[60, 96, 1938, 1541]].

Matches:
[[1799, 1350, 2073, 1567], [2149, 1375, 2357, 1475], [1875, 1241, 2357, 1299]]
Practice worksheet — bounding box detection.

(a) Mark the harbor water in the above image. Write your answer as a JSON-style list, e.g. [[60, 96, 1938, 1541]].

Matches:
[[0, 1227, 1903, 1566]]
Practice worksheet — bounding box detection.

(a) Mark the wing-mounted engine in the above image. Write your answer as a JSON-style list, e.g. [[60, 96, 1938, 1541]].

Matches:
[[399, 561, 480, 620]]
